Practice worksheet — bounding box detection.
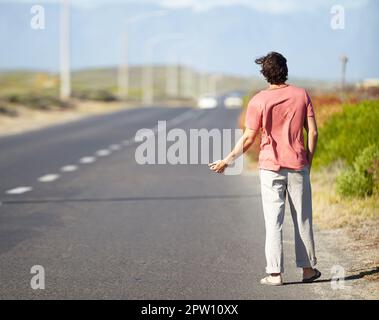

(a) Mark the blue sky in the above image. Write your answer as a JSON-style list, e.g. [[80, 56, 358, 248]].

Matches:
[[6, 0, 371, 13], [0, 0, 378, 81]]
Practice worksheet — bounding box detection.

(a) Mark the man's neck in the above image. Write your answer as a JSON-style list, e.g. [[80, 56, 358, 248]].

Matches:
[[268, 83, 288, 90]]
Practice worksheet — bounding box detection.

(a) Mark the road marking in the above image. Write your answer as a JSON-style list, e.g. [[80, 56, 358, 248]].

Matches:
[[6, 186, 33, 195], [109, 144, 121, 151], [61, 165, 78, 172], [80, 156, 96, 164], [38, 174, 60, 182], [134, 110, 198, 141], [166, 110, 194, 126], [96, 149, 111, 157], [2, 111, 198, 198], [122, 139, 132, 146]]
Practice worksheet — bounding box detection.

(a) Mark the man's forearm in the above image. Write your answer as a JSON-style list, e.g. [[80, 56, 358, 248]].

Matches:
[[307, 131, 318, 166], [224, 135, 254, 164]]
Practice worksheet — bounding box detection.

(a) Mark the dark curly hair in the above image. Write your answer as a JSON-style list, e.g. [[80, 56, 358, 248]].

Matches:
[[255, 52, 288, 85]]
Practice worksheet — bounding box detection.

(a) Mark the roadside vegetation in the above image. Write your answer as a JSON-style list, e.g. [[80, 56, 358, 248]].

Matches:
[[0, 71, 126, 136], [312, 99, 379, 229]]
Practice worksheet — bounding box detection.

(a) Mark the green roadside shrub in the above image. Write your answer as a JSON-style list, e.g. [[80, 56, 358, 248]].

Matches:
[[72, 89, 117, 101], [353, 144, 379, 174], [0, 104, 18, 117], [314, 100, 379, 169], [336, 169, 372, 198], [4, 93, 63, 110], [336, 144, 379, 198]]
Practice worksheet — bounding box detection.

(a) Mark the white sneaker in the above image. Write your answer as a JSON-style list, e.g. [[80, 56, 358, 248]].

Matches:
[[260, 275, 283, 286]]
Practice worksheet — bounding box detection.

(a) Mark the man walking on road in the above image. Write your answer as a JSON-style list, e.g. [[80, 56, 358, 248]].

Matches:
[[209, 52, 321, 286]]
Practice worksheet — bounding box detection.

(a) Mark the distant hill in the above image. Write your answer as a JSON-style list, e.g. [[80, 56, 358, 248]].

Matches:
[[0, 66, 337, 102]]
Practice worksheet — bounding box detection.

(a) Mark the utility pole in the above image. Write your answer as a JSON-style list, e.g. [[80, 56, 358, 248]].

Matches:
[[60, 0, 71, 101], [142, 33, 182, 105], [166, 55, 179, 98], [199, 73, 208, 95], [340, 55, 348, 100], [118, 11, 167, 102], [165, 39, 195, 99], [180, 66, 194, 98], [118, 30, 129, 100], [209, 74, 221, 96]]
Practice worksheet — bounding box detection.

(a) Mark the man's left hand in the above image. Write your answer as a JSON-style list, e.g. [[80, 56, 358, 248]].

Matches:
[[208, 160, 228, 174]]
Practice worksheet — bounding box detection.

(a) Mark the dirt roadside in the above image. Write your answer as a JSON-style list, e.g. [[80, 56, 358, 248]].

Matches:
[[0, 99, 196, 138], [0, 100, 134, 137], [313, 222, 378, 299], [311, 166, 378, 299]]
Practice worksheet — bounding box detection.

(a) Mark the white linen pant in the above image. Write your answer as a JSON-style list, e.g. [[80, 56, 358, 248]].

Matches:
[[259, 166, 317, 274]]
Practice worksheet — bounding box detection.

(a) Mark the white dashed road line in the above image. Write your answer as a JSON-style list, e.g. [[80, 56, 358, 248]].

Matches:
[[38, 174, 60, 182], [122, 140, 132, 146], [109, 144, 121, 151], [61, 165, 78, 172], [6, 187, 33, 195], [80, 156, 96, 164], [96, 149, 111, 157], [3, 110, 198, 196]]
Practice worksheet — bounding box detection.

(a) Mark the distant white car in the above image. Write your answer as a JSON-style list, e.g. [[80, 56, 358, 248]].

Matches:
[[197, 95, 218, 109], [224, 95, 244, 109]]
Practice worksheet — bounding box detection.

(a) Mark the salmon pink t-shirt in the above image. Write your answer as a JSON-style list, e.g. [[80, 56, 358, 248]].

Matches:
[[245, 85, 315, 171]]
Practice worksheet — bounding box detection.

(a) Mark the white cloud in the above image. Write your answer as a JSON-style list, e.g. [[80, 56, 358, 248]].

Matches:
[[3, 0, 370, 14]]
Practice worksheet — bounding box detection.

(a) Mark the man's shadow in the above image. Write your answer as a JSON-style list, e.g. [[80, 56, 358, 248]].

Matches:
[[284, 266, 379, 285]]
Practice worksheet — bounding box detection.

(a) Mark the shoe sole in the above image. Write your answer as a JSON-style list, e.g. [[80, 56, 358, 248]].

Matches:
[[260, 281, 283, 286], [302, 269, 322, 283]]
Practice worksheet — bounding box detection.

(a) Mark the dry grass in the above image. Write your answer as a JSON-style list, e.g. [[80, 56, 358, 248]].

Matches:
[[312, 103, 343, 127], [312, 162, 379, 229], [311, 164, 378, 285], [0, 100, 128, 137]]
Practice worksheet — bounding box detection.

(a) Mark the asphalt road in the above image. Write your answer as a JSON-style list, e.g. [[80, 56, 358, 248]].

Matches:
[[0, 106, 339, 299]]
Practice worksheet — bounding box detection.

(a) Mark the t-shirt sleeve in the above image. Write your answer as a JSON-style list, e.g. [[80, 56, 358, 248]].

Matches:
[[305, 91, 315, 117], [244, 97, 262, 130]]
